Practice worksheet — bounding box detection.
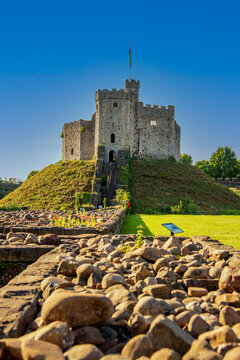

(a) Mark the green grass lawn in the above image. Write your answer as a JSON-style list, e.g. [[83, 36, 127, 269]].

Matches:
[[121, 214, 240, 249]]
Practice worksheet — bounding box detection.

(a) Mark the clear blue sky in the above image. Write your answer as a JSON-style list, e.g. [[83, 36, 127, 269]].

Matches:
[[1, 0, 240, 180]]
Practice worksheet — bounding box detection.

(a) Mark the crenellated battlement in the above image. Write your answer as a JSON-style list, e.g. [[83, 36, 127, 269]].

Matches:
[[63, 120, 80, 127], [95, 88, 136, 101], [137, 102, 175, 114], [125, 79, 140, 89]]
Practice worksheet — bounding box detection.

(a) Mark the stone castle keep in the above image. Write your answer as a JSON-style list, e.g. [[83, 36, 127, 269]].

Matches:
[[62, 79, 181, 164]]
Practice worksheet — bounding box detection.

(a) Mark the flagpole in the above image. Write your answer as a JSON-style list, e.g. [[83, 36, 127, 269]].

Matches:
[[129, 44, 132, 80]]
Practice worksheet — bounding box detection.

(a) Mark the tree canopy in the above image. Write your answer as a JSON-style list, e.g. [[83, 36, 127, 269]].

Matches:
[[195, 147, 240, 179]]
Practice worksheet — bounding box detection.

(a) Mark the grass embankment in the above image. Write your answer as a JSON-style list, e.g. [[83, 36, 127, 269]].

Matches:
[[128, 159, 240, 214], [121, 214, 240, 249], [0, 160, 95, 210]]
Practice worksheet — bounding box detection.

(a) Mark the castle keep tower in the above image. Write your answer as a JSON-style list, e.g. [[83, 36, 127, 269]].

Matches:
[[62, 79, 181, 163]]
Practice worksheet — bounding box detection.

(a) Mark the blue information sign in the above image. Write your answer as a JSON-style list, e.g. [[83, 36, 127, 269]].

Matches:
[[161, 223, 184, 235]]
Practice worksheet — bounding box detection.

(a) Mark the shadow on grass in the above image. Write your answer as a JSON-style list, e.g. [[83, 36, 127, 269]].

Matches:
[[121, 214, 154, 236]]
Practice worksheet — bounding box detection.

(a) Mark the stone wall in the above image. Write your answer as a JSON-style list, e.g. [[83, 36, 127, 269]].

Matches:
[[136, 103, 180, 161], [0, 208, 127, 236], [79, 116, 95, 160], [62, 121, 81, 160], [95, 89, 136, 162], [0, 244, 74, 337], [216, 178, 240, 189], [0, 245, 54, 262]]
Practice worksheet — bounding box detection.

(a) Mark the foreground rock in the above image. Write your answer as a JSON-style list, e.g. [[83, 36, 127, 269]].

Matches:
[[41, 292, 114, 327], [148, 315, 194, 355], [1, 231, 240, 359]]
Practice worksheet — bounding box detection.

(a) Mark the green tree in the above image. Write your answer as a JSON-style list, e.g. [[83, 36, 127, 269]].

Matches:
[[180, 153, 193, 165], [195, 160, 214, 177], [210, 147, 239, 179]]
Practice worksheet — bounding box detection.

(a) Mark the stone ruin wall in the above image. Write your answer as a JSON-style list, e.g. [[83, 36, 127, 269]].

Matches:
[[79, 116, 95, 160], [62, 121, 81, 161], [136, 103, 181, 161], [216, 178, 240, 189], [62, 117, 96, 161]]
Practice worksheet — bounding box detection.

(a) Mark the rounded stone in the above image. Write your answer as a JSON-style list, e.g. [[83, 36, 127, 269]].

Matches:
[[102, 273, 126, 289], [133, 296, 170, 317], [41, 292, 114, 327], [21, 339, 64, 360], [20, 321, 74, 350], [64, 344, 103, 360], [223, 346, 240, 360], [151, 348, 181, 360], [121, 334, 153, 360], [76, 264, 101, 280], [41, 277, 63, 292]]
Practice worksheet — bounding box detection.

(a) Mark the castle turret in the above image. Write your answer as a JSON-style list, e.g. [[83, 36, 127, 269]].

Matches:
[[124, 79, 140, 101]]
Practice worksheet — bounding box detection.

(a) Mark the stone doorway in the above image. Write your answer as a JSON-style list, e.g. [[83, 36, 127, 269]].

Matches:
[[109, 150, 116, 163]]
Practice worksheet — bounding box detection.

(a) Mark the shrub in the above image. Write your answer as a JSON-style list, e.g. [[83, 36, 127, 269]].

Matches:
[[116, 189, 130, 205], [135, 225, 144, 248], [171, 199, 198, 214], [75, 191, 93, 210], [0, 203, 20, 211], [75, 192, 82, 210], [220, 209, 240, 215], [180, 153, 193, 164], [27, 170, 39, 180], [81, 192, 92, 204], [168, 156, 177, 163], [103, 197, 107, 208], [161, 205, 172, 214], [80, 126, 85, 133]]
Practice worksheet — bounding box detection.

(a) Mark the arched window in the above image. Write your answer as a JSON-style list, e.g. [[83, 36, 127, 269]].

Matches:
[[111, 133, 115, 143], [71, 148, 74, 155]]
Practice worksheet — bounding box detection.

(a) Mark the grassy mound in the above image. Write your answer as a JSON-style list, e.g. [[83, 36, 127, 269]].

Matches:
[[0, 160, 95, 210], [128, 158, 240, 214]]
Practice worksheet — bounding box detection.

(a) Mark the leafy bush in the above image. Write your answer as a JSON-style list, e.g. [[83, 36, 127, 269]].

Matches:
[[171, 199, 198, 214], [116, 189, 130, 205], [220, 209, 240, 215], [168, 156, 177, 163], [180, 153, 193, 164], [135, 225, 143, 248], [103, 197, 107, 208], [75, 192, 82, 210], [27, 170, 39, 180], [81, 192, 92, 204], [161, 205, 172, 214], [0, 203, 20, 211], [119, 242, 132, 253], [75, 191, 93, 210]]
